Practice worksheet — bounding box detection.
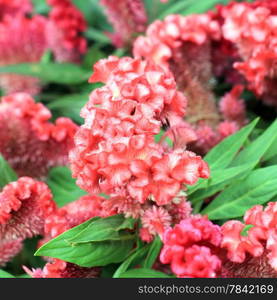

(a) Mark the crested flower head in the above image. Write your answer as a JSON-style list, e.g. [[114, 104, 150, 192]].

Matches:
[[0, 15, 48, 95], [0, 93, 78, 178], [0, 177, 56, 266], [46, 0, 87, 62], [221, 202, 277, 277], [70, 56, 209, 219], [160, 215, 222, 278], [221, 1, 277, 105], [0, 0, 32, 20]]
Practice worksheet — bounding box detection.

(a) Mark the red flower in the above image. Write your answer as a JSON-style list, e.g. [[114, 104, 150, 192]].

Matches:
[[0, 93, 78, 178], [221, 202, 277, 277], [160, 215, 222, 278], [24, 259, 101, 278], [0, 0, 32, 20], [100, 0, 147, 47], [0, 177, 56, 266], [46, 0, 87, 62], [0, 15, 48, 95]]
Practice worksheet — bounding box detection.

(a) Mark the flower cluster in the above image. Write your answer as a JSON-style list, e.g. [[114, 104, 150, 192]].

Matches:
[[133, 13, 247, 154], [220, 1, 277, 106], [160, 215, 222, 278], [0, 177, 56, 266], [0, 93, 78, 178], [0, 0, 86, 94], [46, 0, 87, 62], [100, 0, 147, 47], [70, 56, 209, 240], [221, 202, 277, 278], [159, 202, 277, 278]]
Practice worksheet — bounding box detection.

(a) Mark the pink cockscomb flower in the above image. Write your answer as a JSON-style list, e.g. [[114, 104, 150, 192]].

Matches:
[[100, 0, 147, 47], [0, 0, 32, 20], [0, 177, 56, 266], [70, 57, 209, 221], [24, 259, 101, 278], [46, 0, 87, 62], [0, 15, 48, 95], [160, 215, 222, 278], [221, 202, 277, 278], [133, 13, 247, 154], [221, 1, 277, 106], [0, 93, 78, 178]]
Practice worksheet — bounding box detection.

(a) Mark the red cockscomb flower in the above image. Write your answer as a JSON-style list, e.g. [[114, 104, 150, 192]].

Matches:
[[0, 177, 56, 266], [221, 202, 277, 277], [0, 93, 78, 178], [160, 215, 222, 278]]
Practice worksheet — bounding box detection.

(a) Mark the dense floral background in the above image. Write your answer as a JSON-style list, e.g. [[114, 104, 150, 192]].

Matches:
[[0, 0, 277, 278]]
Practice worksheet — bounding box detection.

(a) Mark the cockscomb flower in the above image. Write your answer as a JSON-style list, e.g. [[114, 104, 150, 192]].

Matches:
[[69, 55, 208, 242], [46, 0, 87, 62], [160, 215, 222, 278], [221, 1, 277, 106], [0, 177, 56, 266], [70, 56, 209, 224], [133, 13, 247, 154], [221, 202, 277, 278], [0, 0, 32, 20], [100, 0, 147, 47], [0, 93, 78, 178], [0, 15, 48, 95], [24, 259, 101, 278]]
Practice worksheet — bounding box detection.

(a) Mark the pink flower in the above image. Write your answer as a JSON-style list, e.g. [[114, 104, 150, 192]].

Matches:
[[0, 177, 56, 266], [221, 202, 277, 277], [100, 0, 147, 47], [24, 259, 100, 278], [133, 13, 247, 154], [0, 0, 32, 20], [46, 0, 87, 62], [141, 206, 172, 237], [221, 1, 277, 106], [219, 85, 246, 125], [70, 56, 209, 226], [160, 215, 222, 278], [0, 15, 48, 95], [0, 93, 78, 178]]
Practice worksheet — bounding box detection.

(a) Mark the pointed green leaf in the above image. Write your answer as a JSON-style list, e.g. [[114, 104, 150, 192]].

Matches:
[[0, 155, 18, 188], [201, 166, 277, 220]]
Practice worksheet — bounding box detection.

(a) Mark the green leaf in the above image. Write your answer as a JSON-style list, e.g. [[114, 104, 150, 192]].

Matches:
[[230, 119, 277, 167], [82, 46, 106, 70], [188, 119, 259, 194], [47, 167, 87, 208], [0, 270, 15, 278], [68, 215, 136, 244], [35, 217, 135, 267], [0, 155, 18, 188], [0, 63, 90, 84], [142, 236, 162, 269], [189, 162, 255, 198], [47, 93, 89, 124], [201, 166, 277, 220], [113, 245, 150, 278], [118, 268, 172, 278], [240, 225, 254, 237], [204, 118, 259, 170]]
